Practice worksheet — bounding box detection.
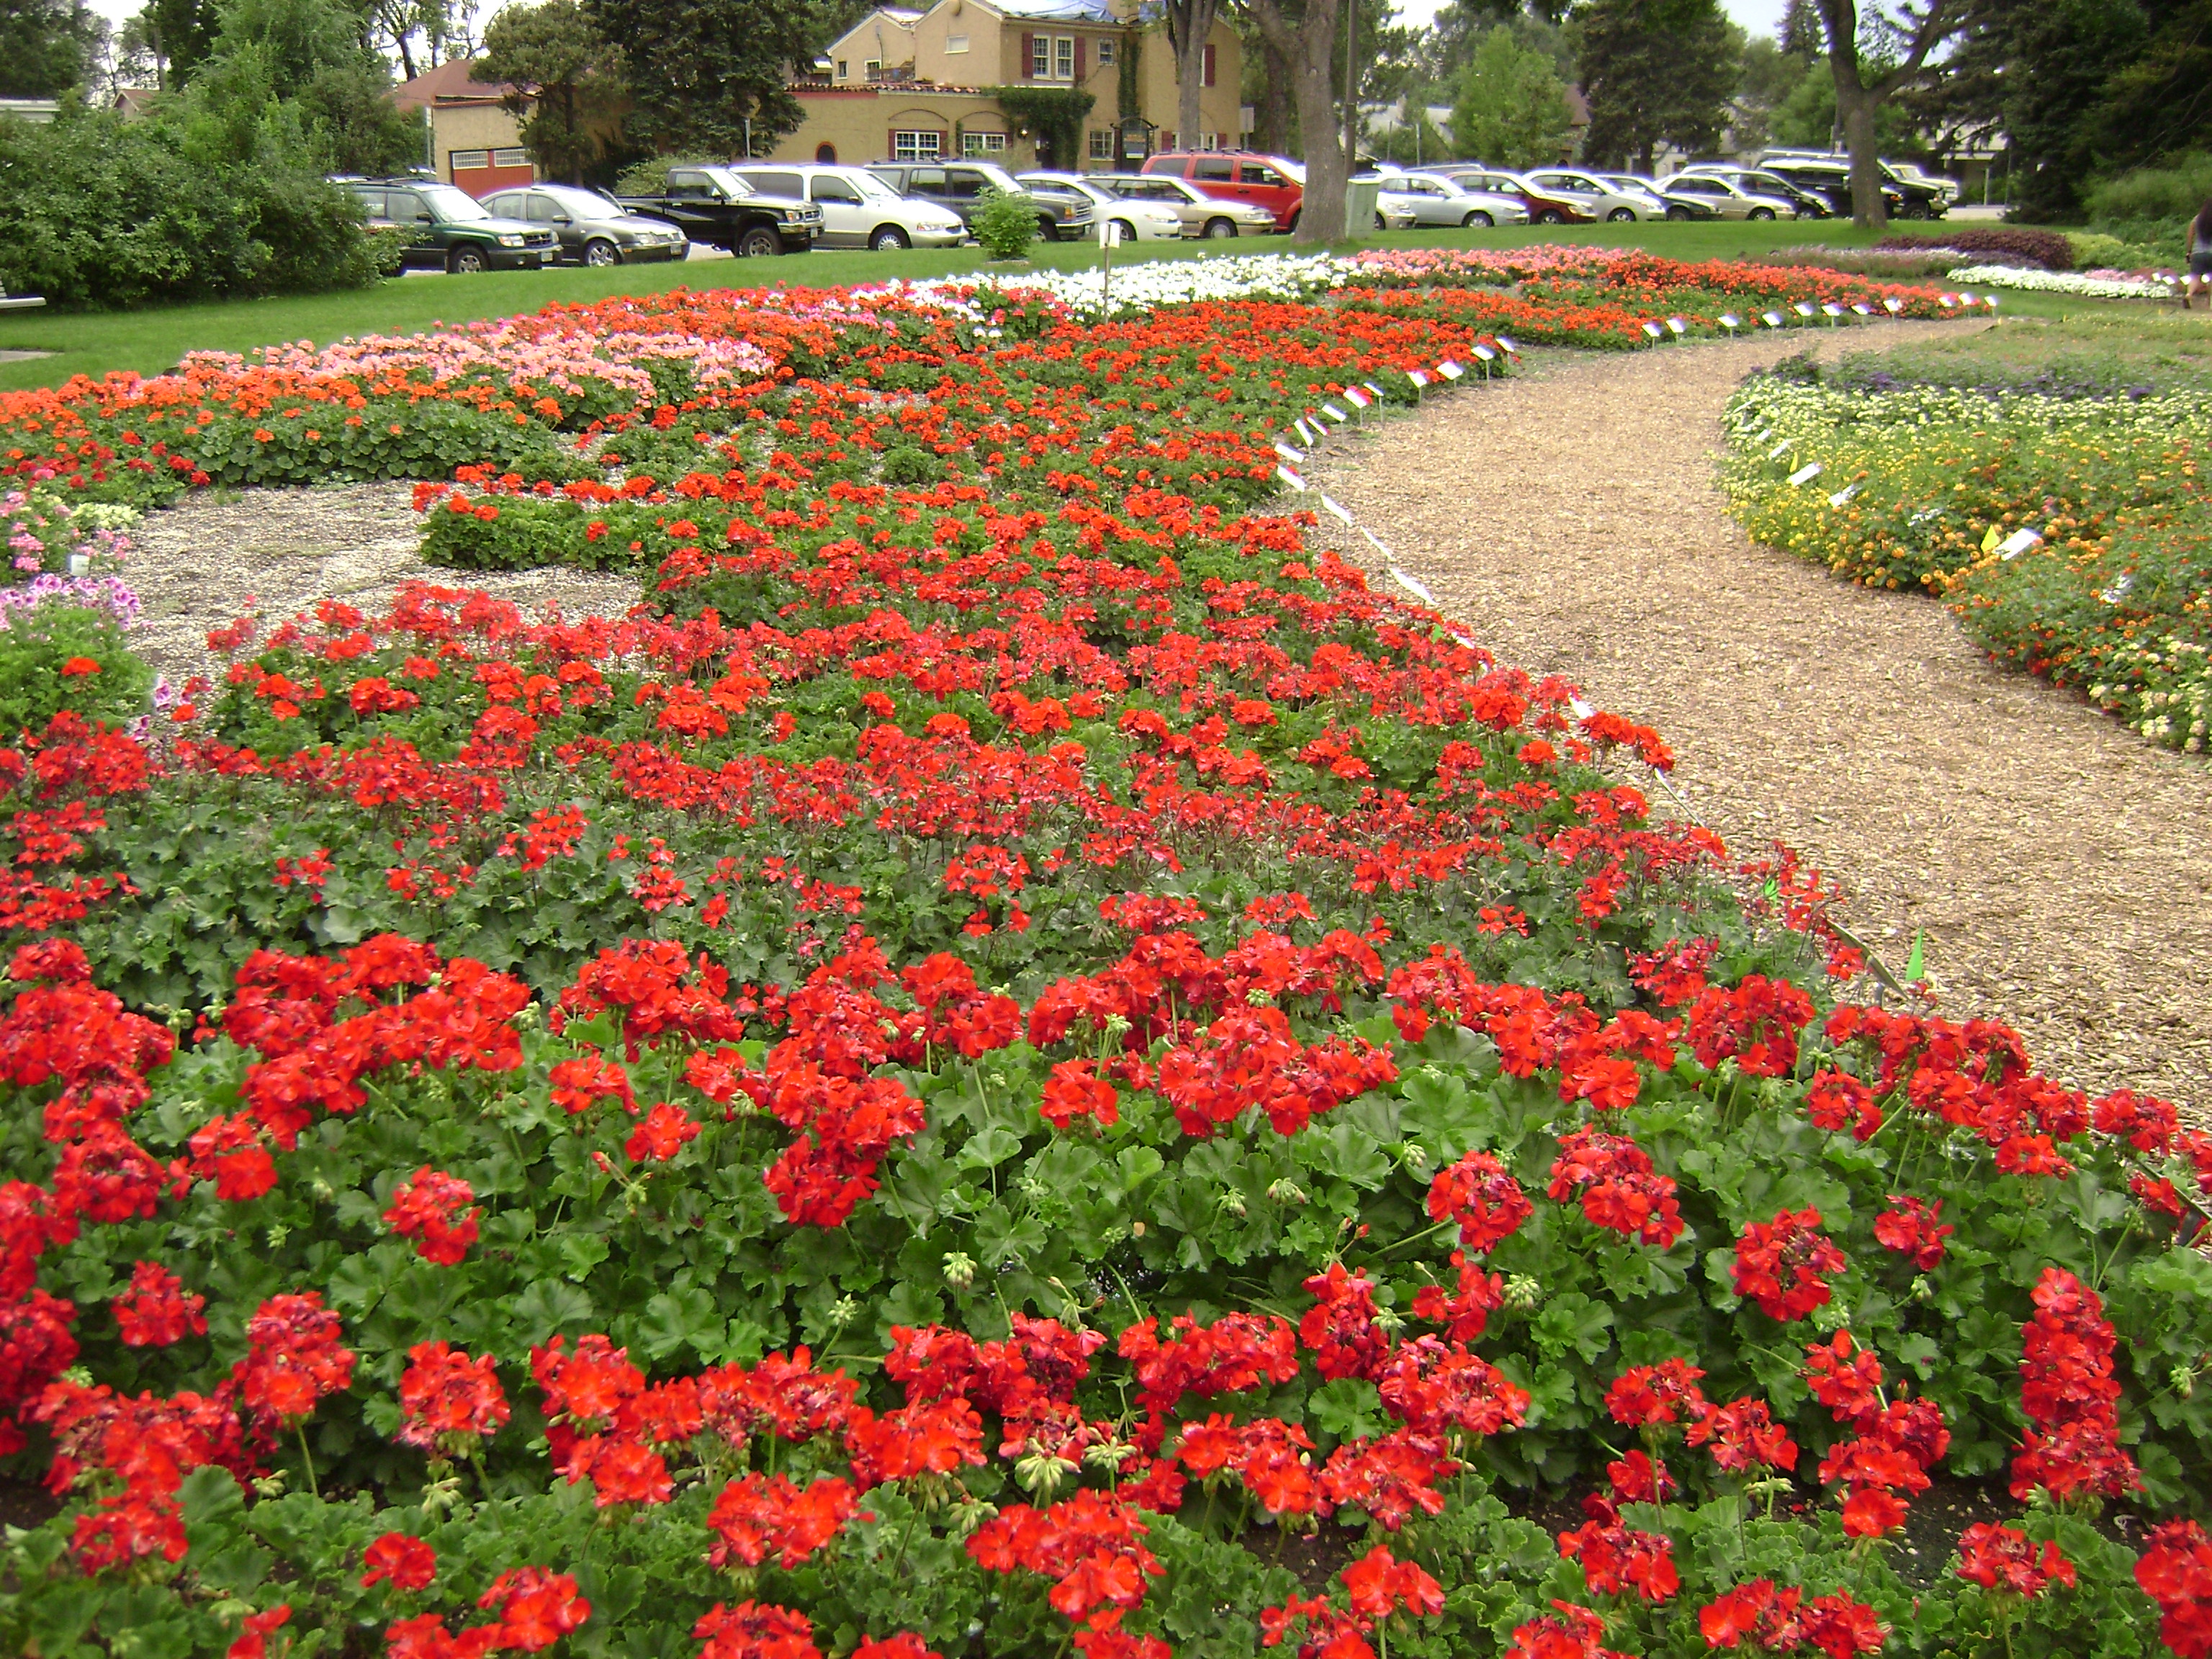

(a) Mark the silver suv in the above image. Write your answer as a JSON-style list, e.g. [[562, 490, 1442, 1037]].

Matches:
[[729, 163, 967, 251], [863, 161, 1094, 241]]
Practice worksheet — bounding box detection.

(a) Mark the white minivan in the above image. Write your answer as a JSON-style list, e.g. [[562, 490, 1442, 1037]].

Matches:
[[728, 163, 968, 251]]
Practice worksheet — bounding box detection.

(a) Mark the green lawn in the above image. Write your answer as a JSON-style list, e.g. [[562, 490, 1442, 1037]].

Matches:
[[0, 216, 2163, 392]]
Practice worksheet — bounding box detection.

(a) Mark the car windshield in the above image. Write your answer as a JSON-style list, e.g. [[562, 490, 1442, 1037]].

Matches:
[[420, 184, 493, 221], [696, 167, 756, 197], [542, 185, 618, 217], [848, 171, 901, 201], [968, 163, 1021, 193]]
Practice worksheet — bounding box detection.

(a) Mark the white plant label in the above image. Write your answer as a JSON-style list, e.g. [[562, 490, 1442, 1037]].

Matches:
[[1789, 462, 1823, 486]]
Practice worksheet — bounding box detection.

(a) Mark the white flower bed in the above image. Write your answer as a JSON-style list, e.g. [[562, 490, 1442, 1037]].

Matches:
[[1946, 263, 2177, 299], [885, 252, 1351, 320]]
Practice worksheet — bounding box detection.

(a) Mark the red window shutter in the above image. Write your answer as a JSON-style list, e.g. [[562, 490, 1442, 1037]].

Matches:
[[1074, 36, 1087, 78], [1022, 32, 1035, 77], [1203, 42, 1216, 86]]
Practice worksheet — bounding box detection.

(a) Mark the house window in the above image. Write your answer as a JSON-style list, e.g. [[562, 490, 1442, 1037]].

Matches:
[[1089, 127, 1112, 160], [962, 130, 1007, 156], [835, 58, 848, 77], [1097, 37, 1114, 63], [893, 129, 943, 161], [1033, 33, 1073, 78], [1202, 42, 1215, 86], [864, 58, 883, 78], [493, 148, 529, 168], [945, 31, 968, 50], [449, 149, 490, 171]]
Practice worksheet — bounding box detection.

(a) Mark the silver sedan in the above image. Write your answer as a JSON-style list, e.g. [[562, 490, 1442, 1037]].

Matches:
[[1374, 171, 1529, 228], [1524, 169, 1668, 222]]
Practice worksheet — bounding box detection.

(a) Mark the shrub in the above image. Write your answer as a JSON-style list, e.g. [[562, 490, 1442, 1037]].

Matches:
[[2065, 231, 2160, 270], [1876, 226, 2075, 269], [2086, 153, 2212, 230], [0, 109, 383, 311], [972, 185, 1040, 260], [613, 152, 724, 196], [0, 603, 152, 730]]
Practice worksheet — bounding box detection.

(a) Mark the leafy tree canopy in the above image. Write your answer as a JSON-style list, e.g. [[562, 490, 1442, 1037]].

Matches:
[[1570, 0, 1740, 171], [478, 0, 629, 184], [1449, 23, 1574, 168], [580, 0, 819, 153]]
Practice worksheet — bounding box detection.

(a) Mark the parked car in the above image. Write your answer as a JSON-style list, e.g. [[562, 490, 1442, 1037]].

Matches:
[[1593, 174, 1720, 220], [1017, 172, 1184, 241], [1374, 171, 1528, 228], [863, 160, 1093, 241], [1753, 155, 1925, 219], [615, 166, 822, 256], [338, 176, 558, 273], [1889, 161, 1961, 204], [1671, 163, 1834, 219], [1138, 151, 1303, 231], [1652, 173, 1801, 220], [1416, 166, 1593, 225], [1524, 168, 1668, 222], [726, 163, 966, 250], [1097, 173, 1275, 239], [478, 183, 688, 266]]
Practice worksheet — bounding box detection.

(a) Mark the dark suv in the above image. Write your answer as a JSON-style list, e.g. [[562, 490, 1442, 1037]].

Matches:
[[863, 161, 1094, 241], [1758, 158, 1936, 220], [339, 176, 557, 273]]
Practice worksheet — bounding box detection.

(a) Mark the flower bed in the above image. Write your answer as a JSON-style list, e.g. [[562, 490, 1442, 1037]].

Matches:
[[1720, 374, 2212, 752], [4, 258, 2208, 1659], [1946, 265, 2177, 300]]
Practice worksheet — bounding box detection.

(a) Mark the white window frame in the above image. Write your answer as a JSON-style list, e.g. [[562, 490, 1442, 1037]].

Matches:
[[863, 57, 883, 78], [492, 147, 529, 168], [1033, 33, 1074, 78], [893, 129, 943, 161], [1097, 37, 1115, 63], [945, 31, 968, 50], [449, 148, 490, 171], [961, 130, 1007, 156], [835, 58, 848, 77], [1088, 127, 1112, 160]]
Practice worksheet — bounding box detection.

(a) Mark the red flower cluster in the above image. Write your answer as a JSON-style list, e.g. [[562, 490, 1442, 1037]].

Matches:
[[1375, 1334, 1529, 1439], [361, 1532, 438, 1592], [1424, 1149, 1532, 1252], [2010, 1267, 2139, 1503], [397, 1341, 509, 1457], [692, 1601, 822, 1659], [386, 1567, 590, 1658], [707, 1473, 861, 1570], [531, 1333, 704, 1506], [1698, 1581, 1887, 1655], [1409, 1251, 1506, 1342], [384, 1169, 481, 1266], [1501, 1601, 1634, 1659], [1300, 1264, 1388, 1380], [1871, 1196, 1950, 1271], [969, 1490, 1162, 1623], [1261, 1546, 1444, 1659], [2136, 1519, 2212, 1659], [1558, 1495, 1680, 1601], [1550, 1128, 1684, 1247], [1175, 1413, 1319, 1516], [1802, 1333, 1948, 1538], [1117, 1310, 1300, 1414], [112, 1261, 207, 1348], [1686, 975, 1816, 1076], [1686, 1395, 1797, 1474], [234, 1290, 354, 1433], [1731, 1208, 1846, 1322], [1954, 1521, 2076, 1599], [1605, 1359, 1708, 1429]]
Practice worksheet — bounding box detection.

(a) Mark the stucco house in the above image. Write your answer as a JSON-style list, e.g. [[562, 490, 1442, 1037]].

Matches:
[[390, 59, 535, 196]]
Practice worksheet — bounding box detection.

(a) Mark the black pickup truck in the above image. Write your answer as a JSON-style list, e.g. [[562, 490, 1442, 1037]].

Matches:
[[616, 166, 824, 256]]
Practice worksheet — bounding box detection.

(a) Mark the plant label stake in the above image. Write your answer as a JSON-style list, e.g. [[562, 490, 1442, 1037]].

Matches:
[[1099, 217, 1123, 312]]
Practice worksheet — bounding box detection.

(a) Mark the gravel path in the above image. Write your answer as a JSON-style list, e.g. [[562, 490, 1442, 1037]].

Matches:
[[1315, 328, 2212, 1116], [123, 482, 640, 689]]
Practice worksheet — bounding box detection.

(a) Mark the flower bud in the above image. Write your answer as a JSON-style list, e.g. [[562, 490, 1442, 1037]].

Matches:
[[943, 1251, 977, 1289], [1504, 1274, 1542, 1311]]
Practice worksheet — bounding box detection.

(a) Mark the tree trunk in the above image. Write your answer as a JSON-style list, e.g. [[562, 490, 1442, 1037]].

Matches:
[[1254, 31, 1293, 154], [1166, 0, 1220, 153], [1242, 0, 1344, 245], [1835, 74, 1884, 228]]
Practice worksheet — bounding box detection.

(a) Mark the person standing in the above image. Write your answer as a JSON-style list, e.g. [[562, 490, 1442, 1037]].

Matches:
[[2187, 199, 2212, 308]]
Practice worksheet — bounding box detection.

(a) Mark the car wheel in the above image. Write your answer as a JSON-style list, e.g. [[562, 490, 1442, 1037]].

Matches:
[[1202, 216, 1236, 239], [1037, 216, 1058, 241], [737, 225, 782, 258], [1460, 210, 1493, 228], [448, 246, 488, 274], [870, 225, 911, 251], [1285, 209, 1300, 233], [584, 238, 620, 267], [1115, 218, 1143, 243], [1748, 207, 1776, 221], [1537, 209, 1565, 225], [1665, 205, 1691, 221], [1607, 207, 1636, 222]]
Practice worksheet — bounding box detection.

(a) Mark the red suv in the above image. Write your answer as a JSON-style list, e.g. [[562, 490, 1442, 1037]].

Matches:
[[1140, 151, 1302, 232]]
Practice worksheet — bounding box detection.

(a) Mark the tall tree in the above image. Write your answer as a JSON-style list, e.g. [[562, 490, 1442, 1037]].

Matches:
[[1235, 0, 1346, 243], [1237, 8, 1294, 152], [140, 0, 220, 85], [1809, 0, 1961, 225], [478, 0, 627, 183], [1572, 0, 1738, 170], [0, 0, 100, 95], [1162, 0, 1219, 156], [1449, 24, 1572, 166], [582, 0, 817, 154], [192, 0, 421, 171]]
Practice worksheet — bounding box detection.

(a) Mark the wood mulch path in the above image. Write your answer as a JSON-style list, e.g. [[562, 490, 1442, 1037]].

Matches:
[[1312, 325, 2212, 1119]]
